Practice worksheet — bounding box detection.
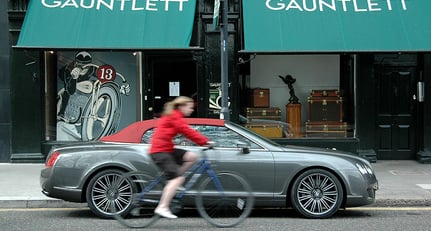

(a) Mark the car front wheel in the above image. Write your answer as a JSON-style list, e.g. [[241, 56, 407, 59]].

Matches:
[[86, 169, 135, 218], [290, 168, 344, 219]]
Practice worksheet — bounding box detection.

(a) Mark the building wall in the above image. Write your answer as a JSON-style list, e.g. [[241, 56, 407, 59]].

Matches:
[[355, 54, 375, 152], [0, 1, 11, 162], [10, 50, 43, 162], [423, 54, 431, 150]]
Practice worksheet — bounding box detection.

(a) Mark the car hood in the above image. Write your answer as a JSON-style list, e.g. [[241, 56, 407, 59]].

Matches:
[[280, 144, 370, 164]]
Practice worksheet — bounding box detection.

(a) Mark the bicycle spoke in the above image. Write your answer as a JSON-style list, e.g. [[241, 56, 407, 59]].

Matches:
[[196, 172, 254, 228], [114, 172, 162, 228]]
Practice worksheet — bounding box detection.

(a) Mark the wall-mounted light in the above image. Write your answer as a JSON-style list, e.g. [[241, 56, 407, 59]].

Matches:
[[417, 82, 424, 102]]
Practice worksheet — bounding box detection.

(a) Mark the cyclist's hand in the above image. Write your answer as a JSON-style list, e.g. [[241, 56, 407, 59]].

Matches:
[[206, 141, 216, 148]]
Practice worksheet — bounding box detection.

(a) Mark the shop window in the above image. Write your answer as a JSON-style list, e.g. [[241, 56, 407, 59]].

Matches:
[[43, 51, 141, 142], [242, 54, 355, 139]]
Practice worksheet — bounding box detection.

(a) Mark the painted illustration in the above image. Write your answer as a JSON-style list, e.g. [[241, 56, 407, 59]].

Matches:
[[56, 51, 131, 141], [208, 82, 230, 117]]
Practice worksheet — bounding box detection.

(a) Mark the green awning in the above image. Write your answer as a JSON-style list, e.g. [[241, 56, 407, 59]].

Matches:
[[242, 0, 431, 52], [17, 0, 197, 49]]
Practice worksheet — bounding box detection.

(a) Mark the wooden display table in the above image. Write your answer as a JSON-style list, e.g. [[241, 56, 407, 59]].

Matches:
[[286, 103, 302, 138]]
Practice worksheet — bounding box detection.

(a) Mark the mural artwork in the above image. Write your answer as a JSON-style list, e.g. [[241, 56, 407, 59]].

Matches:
[[56, 51, 134, 141]]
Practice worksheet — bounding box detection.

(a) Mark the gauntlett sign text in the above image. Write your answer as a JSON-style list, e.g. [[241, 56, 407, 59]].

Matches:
[[265, 0, 407, 12], [264, 0, 407, 12], [41, 0, 191, 11]]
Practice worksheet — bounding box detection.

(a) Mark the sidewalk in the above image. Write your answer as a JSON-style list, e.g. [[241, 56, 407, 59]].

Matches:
[[0, 160, 430, 208], [370, 160, 431, 206], [0, 163, 84, 208]]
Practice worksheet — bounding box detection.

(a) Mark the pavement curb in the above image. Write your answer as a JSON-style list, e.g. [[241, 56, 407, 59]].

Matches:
[[1, 199, 431, 209], [373, 199, 431, 207], [0, 199, 87, 209]]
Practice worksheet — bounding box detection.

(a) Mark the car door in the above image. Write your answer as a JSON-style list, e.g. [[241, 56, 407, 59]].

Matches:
[[140, 124, 276, 201], [187, 125, 275, 201]]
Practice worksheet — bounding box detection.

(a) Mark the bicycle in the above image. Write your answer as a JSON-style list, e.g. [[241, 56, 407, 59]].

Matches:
[[113, 147, 254, 228]]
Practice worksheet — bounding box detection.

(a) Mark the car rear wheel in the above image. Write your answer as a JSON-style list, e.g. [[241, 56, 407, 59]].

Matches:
[[290, 169, 343, 219], [86, 169, 135, 218]]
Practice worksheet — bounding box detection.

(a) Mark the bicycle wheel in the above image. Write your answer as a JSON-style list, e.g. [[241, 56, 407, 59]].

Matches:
[[114, 171, 164, 228], [196, 172, 254, 227]]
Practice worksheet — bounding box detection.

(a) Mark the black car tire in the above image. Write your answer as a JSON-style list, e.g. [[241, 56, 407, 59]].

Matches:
[[290, 168, 344, 219], [86, 169, 136, 218]]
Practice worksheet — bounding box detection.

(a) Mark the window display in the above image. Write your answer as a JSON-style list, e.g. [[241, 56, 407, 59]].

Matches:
[[244, 54, 354, 139], [45, 51, 138, 141]]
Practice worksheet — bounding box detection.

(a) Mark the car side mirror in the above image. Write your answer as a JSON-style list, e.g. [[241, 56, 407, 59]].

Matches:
[[236, 141, 250, 154]]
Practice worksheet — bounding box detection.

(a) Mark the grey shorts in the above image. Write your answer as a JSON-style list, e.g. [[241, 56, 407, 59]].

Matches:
[[150, 149, 187, 180]]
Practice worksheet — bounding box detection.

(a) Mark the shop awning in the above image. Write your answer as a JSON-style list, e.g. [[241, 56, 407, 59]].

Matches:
[[242, 0, 431, 53], [17, 0, 197, 49]]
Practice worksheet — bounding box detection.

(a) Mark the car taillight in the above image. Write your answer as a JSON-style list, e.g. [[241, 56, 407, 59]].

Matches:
[[46, 151, 60, 168]]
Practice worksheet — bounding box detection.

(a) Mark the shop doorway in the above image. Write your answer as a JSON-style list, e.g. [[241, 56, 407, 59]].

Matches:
[[374, 66, 417, 160], [144, 56, 198, 118]]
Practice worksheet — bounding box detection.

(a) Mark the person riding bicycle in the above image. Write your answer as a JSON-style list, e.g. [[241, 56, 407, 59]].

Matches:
[[149, 96, 213, 219]]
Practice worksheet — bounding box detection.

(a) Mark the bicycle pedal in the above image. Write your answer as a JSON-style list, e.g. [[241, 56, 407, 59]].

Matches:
[[170, 200, 183, 214], [130, 207, 141, 216]]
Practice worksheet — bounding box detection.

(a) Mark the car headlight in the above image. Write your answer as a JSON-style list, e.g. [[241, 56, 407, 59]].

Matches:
[[355, 163, 374, 175]]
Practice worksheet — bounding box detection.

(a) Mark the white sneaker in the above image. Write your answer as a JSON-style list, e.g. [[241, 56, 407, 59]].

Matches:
[[155, 208, 178, 219]]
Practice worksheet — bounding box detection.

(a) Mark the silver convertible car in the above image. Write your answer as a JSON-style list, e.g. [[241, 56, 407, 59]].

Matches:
[[41, 118, 378, 219]]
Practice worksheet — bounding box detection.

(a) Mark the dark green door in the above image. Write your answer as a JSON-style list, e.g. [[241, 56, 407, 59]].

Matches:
[[375, 66, 417, 160]]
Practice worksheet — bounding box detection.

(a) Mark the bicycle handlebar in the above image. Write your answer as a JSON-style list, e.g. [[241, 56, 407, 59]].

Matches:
[[203, 141, 216, 151]]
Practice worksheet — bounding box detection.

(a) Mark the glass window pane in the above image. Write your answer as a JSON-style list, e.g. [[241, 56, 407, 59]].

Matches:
[[244, 54, 355, 139]]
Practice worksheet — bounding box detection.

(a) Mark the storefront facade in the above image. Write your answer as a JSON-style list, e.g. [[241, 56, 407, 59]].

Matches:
[[1, 0, 430, 163], [240, 0, 431, 162]]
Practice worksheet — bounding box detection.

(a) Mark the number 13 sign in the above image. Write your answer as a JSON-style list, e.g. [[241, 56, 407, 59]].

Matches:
[[97, 64, 116, 83]]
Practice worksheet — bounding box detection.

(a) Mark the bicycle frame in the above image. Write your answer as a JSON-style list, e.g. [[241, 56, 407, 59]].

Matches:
[[116, 148, 254, 228], [137, 148, 224, 202]]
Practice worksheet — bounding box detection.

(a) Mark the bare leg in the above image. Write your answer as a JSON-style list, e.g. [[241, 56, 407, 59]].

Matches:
[[156, 176, 185, 209], [178, 151, 198, 175], [155, 152, 198, 218]]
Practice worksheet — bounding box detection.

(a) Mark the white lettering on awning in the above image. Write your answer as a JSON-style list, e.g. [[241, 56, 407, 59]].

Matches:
[[265, 0, 407, 12], [40, 0, 190, 11]]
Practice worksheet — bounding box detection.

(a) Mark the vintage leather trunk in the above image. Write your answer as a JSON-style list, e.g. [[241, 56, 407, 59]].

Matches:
[[248, 88, 270, 107], [305, 121, 347, 138], [245, 123, 283, 138], [243, 107, 281, 121], [307, 96, 343, 122], [310, 89, 340, 97]]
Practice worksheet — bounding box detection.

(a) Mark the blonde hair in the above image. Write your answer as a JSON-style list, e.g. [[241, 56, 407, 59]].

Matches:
[[162, 96, 194, 115]]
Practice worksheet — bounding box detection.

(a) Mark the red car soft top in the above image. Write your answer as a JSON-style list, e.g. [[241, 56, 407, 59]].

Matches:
[[99, 118, 225, 143]]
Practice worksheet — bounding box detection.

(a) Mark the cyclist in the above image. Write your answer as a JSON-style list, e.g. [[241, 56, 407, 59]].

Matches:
[[149, 96, 212, 219]]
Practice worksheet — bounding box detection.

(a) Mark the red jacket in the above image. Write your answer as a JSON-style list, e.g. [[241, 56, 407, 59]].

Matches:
[[149, 110, 208, 154]]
